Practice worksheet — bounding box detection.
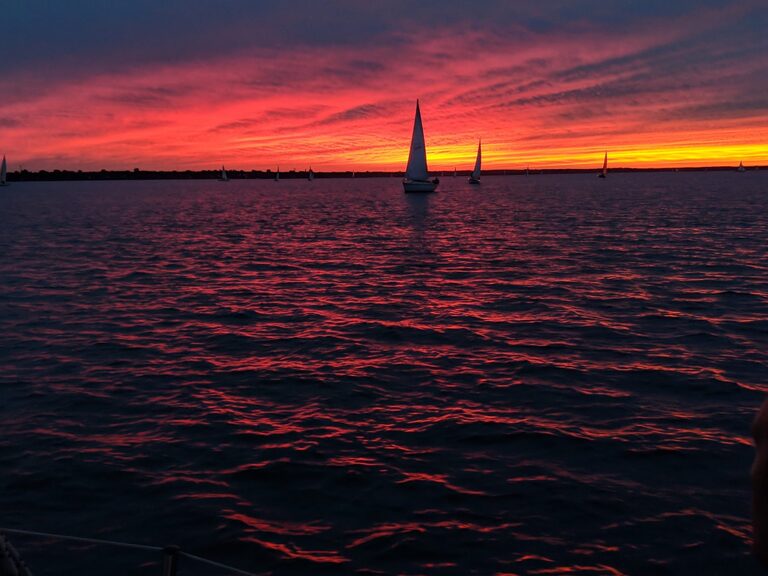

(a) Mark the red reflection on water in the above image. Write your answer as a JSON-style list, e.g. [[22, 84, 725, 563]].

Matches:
[[516, 554, 554, 563], [571, 544, 620, 555], [28, 427, 173, 448], [150, 474, 229, 488], [226, 512, 329, 536], [349, 519, 520, 548], [529, 565, 626, 575], [172, 492, 242, 502], [664, 509, 750, 542], [242, 536, 348, 564], [327, 456, 382, 468], [397, 470, 487, 496]]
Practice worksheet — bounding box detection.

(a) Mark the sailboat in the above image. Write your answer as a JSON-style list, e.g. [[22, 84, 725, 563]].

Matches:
[[218, 166, 229, 181], [468, 140, 481, 184], [453, 167, 457, 178], [598, 152, 607, 178], [274, 166, 280, 181], [308, 167, 314, 181], [403, 100, 439, 193], [0, 155, 7, 186], [738, 161, 746, 172]]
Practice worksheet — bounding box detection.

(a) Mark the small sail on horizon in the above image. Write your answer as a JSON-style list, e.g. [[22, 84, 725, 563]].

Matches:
[[598, 152, 608, 178], [403, 100, 439, 193], [274, 166, 280, 181], [468, 140, 481, 184], [308, 166, 314, 181], [0, 155, 7, 186], [219, 165, 228, 181], [738, 161, 746, 172]]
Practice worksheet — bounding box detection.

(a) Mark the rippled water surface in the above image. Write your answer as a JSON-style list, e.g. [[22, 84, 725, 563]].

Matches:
[[1, 173, 767, 575]]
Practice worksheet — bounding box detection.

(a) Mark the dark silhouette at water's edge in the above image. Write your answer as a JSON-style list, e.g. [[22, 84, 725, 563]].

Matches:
[[4, 166, 765, 182]]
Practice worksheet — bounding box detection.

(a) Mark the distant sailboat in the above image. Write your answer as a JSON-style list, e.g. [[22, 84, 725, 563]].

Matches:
[[468, 140, 481, 184], [274, 166, 280, 181], [453, 167, 457, 178], [598, 152, 608, 178], [738, 161, 746, 172], [525, 165, 530, 176], [308, 167, 315, 181], [219, 166, 228, 181], [0, 155, 7, 186], [403, 100, 439, 193]]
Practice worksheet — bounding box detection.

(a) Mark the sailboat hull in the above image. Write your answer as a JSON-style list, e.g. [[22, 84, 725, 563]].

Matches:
[[403, 179, 438, 193], [468, 177, 480, 184], [598, 174, 606, 179]]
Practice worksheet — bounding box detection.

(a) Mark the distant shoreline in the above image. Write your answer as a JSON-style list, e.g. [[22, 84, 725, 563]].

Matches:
[[3, 166, 763, 182]]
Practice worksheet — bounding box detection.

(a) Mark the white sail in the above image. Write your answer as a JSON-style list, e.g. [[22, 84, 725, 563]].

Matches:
[[275, 166, 280, 181], [471, 140, 482, 180], [220, 166, 228, 181], [308, 167, 314, 181], [0, 155, 6, 185], [405, 100, 429, 181]]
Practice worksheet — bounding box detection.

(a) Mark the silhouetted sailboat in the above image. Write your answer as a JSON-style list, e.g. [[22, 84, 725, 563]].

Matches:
[[403, 100, 439, 193], [308, 167, 314, 181], [274, 167, 280, 181], [738, 161, 746, 172], [453, 167, 457, 177], [0, 155, 7, 186], [468, 140, 481, 184], [598, 152, 607, 178], [218, 166, 228, 181]]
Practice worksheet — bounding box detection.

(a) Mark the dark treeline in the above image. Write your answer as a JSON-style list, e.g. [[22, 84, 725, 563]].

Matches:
[[4, 166, 762, 182]]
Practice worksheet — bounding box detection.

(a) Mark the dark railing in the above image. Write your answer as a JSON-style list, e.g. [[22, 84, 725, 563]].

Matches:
[[0, 527, 258, 576]]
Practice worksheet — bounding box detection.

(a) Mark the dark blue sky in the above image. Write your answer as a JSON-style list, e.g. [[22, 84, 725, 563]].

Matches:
[[3, 0, 763, 73]]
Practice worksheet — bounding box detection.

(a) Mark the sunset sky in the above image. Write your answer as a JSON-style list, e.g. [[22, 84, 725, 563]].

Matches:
[[2, 0, 767, 171]]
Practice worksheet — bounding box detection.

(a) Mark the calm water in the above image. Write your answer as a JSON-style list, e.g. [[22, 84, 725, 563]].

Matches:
[[1, 173, 767, 575]]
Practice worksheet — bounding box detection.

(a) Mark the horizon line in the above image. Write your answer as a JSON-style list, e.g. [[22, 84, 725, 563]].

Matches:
[[3, 164, 764, 181], [5, 164, 764, 172]]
